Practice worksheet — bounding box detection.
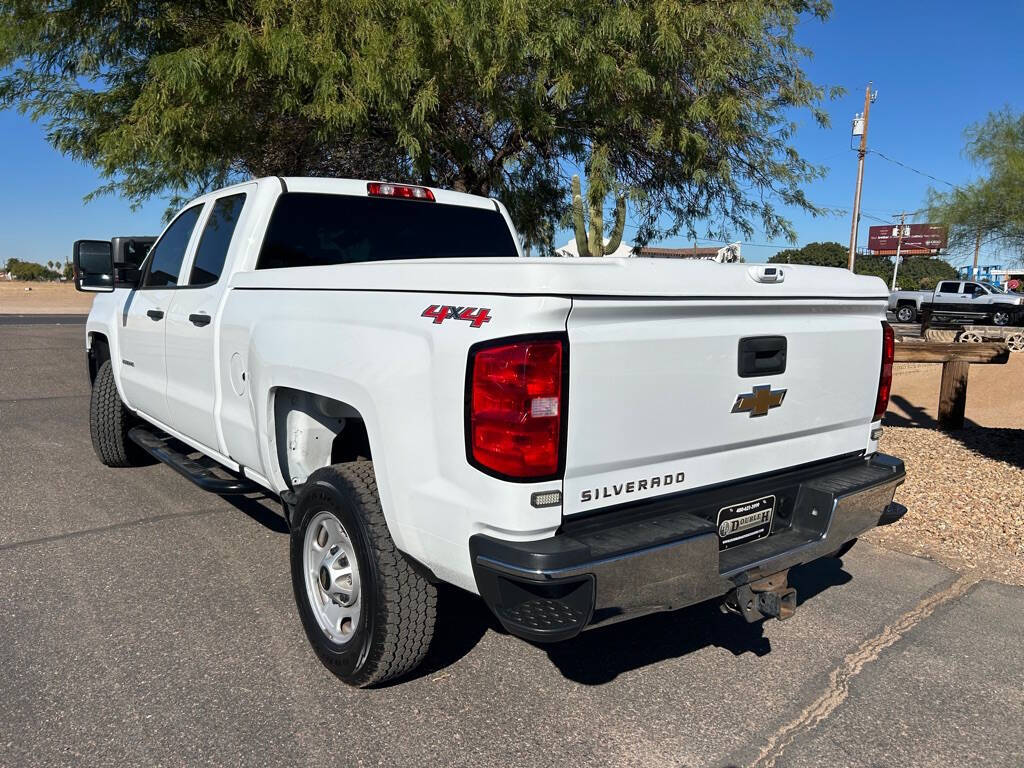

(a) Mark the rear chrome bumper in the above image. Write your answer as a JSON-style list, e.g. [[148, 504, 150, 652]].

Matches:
[[470, 453, 905, 642]]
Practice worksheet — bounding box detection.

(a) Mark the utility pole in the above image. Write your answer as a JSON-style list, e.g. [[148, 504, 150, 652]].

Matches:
[[972, 229, 982, 279], [848, 83, 877, 271], [890, 212, 907, 290]]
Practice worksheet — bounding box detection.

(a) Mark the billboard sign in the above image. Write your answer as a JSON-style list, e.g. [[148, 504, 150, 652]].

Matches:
[[867, 223, 948, 252]]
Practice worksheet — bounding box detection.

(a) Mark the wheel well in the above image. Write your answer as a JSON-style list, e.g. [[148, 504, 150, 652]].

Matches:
[[87, 333, 110, 384], [896, 300, 916, 309], [272, 388, 371, 489]]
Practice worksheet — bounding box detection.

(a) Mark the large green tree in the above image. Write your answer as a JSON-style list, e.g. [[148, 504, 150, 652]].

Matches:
[[769, 241, 956, 290], [928, 109, 1024, 261], [1, 0, 836, 247]]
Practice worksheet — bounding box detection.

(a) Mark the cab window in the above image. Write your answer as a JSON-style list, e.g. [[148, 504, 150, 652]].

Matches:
[[141, 205, 203, 288], [189, 194, 246, 286], [938, 282, 961, 294]]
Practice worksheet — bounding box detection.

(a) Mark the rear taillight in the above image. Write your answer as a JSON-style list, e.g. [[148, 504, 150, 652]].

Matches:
[[366, 182, 435, 201], [874, 321, 895, 422], [467, 337, 565, 480]]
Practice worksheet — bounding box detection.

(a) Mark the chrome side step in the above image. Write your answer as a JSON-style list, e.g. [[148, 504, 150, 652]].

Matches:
[[128, 426, 256, 495]]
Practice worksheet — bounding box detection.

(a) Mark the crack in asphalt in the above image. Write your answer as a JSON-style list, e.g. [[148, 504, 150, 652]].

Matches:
[[0, 508, 225, 553], [0, 394, 89, 403], [748, 573, 980, 768]]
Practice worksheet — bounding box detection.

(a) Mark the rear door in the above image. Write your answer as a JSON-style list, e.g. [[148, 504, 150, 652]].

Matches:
[[562, 298, 884, 516], [164, 190, 251, 451], [118, 205, 204, 421]]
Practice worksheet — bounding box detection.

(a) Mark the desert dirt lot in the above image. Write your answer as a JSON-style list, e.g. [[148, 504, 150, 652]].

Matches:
[[1, 318, 1022, 767], [0, 282, 94, 314], [871, 355, 1024, 584]]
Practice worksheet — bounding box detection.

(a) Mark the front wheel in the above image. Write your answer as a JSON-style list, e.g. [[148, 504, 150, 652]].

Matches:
[[992, 310, 1011, 327], [895, 305, 916, 323], [89, 359, 150, 467], [290, 462, 437, 687]]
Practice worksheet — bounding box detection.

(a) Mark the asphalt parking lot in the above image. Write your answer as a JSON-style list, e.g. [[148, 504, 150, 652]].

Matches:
[[2, 318, 1022, 767]]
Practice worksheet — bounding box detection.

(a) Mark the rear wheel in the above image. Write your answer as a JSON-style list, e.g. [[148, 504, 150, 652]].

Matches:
[[895, 305, 916, 323], [290, 462, 436, 687], [89, 360, 150, 467]]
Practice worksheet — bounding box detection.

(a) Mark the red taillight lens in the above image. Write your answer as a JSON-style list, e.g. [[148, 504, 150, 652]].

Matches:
[[874, 321, 895, 422], [366, 182, 435, 201], [468, 338, 564, 479]]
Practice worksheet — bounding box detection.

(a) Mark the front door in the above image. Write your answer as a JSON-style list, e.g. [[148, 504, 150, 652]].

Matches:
[[117, 204, 204, 424], [164, 191, 250, 451]]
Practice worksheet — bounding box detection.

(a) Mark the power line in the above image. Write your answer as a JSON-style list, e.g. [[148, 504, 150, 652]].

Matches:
[[864, 149, 960, 189]]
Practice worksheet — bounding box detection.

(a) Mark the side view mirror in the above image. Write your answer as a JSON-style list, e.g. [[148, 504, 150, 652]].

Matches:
[[72, 240, 114, 293]]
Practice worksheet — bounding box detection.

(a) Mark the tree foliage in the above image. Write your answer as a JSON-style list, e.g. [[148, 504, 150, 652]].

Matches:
[[769, 241, 957, 290], [928, 109, 1024, 262], [1, 0, 836, 247], [3, 257, 59, 280]]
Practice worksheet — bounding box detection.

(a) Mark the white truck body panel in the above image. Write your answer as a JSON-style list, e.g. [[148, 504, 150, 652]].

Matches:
[[562, 297, 885, 516]]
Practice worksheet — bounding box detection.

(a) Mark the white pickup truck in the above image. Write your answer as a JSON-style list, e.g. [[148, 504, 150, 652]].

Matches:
[[74, 177, 905, 686], [889, 279, 1023, 325]]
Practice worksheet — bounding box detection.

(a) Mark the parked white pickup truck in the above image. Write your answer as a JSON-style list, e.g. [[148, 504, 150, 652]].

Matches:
[[74, 177, 905, 686], [889, 279, 1023, 325]]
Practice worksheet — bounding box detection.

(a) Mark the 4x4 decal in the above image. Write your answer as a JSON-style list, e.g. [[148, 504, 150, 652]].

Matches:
[[422, 305, 492, 328]]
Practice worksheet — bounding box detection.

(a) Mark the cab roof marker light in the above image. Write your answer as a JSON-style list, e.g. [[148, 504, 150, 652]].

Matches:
[[366, 182, 435, 201]]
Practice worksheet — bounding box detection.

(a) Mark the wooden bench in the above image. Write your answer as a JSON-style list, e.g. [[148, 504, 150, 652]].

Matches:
[[893, 342, 1009, 429]]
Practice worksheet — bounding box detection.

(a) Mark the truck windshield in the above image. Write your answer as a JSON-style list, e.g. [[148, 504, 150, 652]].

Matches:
[[256, 192, 519, 269]]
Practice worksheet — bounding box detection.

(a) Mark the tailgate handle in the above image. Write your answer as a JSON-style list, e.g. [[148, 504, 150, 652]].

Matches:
[[738, 336, 787, 378]]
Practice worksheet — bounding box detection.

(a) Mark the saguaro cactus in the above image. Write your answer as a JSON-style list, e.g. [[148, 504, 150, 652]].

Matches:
[[571, 173, 626, 257]]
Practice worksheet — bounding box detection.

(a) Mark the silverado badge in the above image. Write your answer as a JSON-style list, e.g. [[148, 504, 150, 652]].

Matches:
[[732, 385, 787, 418]]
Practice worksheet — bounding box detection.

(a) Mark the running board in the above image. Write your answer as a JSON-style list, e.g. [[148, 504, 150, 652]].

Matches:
[[128, 426, 257, 495]]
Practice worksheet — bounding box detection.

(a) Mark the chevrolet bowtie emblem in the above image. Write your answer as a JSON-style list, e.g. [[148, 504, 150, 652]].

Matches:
[[732, 385, 787, 417]]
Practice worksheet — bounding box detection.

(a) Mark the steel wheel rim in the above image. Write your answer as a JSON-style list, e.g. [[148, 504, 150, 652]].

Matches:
[[897, 307, 913, 322], [303, 511, 362, 644], [994, 312, 1010, 326]]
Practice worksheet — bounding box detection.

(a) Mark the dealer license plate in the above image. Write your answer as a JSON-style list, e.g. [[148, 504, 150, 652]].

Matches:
[[716, 495, 775, 550]]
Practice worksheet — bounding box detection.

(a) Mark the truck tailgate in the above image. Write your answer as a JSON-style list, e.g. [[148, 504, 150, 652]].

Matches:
[[563, 298, 884, 516]]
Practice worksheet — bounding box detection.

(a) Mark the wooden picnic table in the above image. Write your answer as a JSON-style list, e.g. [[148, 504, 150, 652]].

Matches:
[[893, 341, 1009, 429]]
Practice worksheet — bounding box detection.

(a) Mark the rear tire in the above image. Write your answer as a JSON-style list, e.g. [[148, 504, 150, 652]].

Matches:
[[895, 305, 916, 323], [290, 462, 437, 687], [89, 360, 149, 467]]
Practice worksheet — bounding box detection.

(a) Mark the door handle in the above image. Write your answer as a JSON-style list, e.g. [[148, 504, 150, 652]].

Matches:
[[146, 309, 164, 321], [189, 313, 212, 327], [738, 336, 787, 377]]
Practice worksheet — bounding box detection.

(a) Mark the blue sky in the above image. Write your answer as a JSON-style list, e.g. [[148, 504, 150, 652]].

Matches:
[[2, 0, 1022, 267]]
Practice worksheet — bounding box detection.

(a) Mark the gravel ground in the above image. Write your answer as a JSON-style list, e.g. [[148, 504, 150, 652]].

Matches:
[[869, 425, 1024, 585]]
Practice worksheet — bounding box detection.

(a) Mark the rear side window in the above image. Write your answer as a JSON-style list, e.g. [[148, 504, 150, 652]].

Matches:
[[189, 194, 246, 286], [256, 193, 518, 269], [938, 282, 960, 294], [142, 205, 203, 288]]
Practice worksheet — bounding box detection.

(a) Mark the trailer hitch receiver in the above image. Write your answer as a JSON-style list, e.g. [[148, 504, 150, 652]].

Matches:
[[722, 571, 797, 623]]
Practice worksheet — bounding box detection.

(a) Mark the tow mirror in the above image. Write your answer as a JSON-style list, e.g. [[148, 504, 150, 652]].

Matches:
[[111, 236, 156, 289], [72, 240, 114, 293]]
